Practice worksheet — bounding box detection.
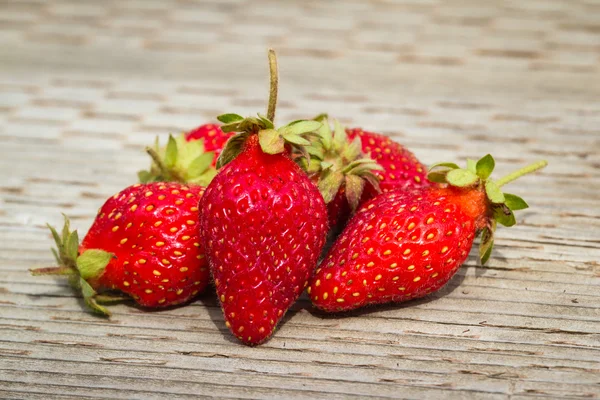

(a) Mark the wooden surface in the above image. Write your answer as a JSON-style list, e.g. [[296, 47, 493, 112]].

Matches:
[[1, 0, 600, 399]]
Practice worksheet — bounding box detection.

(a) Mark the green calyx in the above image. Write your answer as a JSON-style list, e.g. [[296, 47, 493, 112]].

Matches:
[[427, 155, 548, 265], [215, 49, 322, 168], [30, 215, 116, 316], [138, 134, 217, 186], [298, 115, 383, 211]]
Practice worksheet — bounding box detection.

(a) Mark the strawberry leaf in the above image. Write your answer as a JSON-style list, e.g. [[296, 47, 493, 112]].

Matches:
[[278, 121, 322, 137], [504, 193, 529, 211], [429, 162, 460, 171], [217, 113, 244, 124], [318, 170, 345, 204], [466, 159, 477, 173], [493, 204, 516, 227], [479, 228, 494, 265], [476, 154, 495, 180], [66, 229, 79, 261], [164, 135, 178, 168], [282, 133, 311, 146], [446, 169, 479, 187], [345, 174, 365, 212], [258, 129, 285, 154], [187, 151, 215, 177], [76, 249, 113, 280], [79, 278, 111, 316], [485, 180, 505, 204]]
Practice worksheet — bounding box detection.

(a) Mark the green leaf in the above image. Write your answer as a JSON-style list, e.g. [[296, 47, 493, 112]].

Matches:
[[317, 117, 332, 151], [476, 154, 495, 180], [187, 151, 215, 178], [318, 170, 345, 204], [493, 205, 516, 227], [466, 159, 477, 173], [66, 229, 79, 261], [80, 278, 111, 316], [446, 169, 479, 187], [341, 136, 362, 163], [216, 133, 248, 169], [51, 247, 61, 265], [479, 228, 494, 265], [47, 223, 62, 250], [257, 114, 274, 129], [283, 133, 311, 146], [258, 129, 285, 154], [426, 171, 448, 183], [504, 193, 529, 211], [332, 120, 346, 152], [220, 122, 242, 133], [279, 120, 322, 137], [164, 135, 178, 168], [485, 180, 505, 204], [429, 162, 460, 171], [217, 113, 244, 124], [76, 249, 113, 280], [320, 161, 334, 170], [61, 214, 70, 249], [137, 169, 152, 183], [312, 113, 329, 122], [345, 174, 365, 212]]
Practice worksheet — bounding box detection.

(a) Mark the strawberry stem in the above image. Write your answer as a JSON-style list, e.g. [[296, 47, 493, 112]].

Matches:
[[267, 48, 278, 122], [496, 160, 548, 188], [30, 266, 74, 276]]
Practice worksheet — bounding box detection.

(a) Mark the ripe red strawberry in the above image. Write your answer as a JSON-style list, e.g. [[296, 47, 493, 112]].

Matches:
[[309, 155, 547, 312], [185, 123, 233, 163], [346, 127, 428, 199], [200, 50, 328, 345], [32, 182, 209, 316], [297, 116, 382, 231]]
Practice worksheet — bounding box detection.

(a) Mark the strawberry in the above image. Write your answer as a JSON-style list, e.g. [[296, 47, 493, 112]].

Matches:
[[200, 50, 328, 345], [297, 116, 382, 231], [32, 182, 209, 316], [138, 134, 218, 187], [309, 155, 547, 312], [346, 127, 428, 199], [185, 123, 233, 163]]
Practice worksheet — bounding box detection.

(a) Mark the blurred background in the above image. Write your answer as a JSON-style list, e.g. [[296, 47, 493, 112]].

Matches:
[[3, 0, 599, 225], [1, 0, 598, 223]]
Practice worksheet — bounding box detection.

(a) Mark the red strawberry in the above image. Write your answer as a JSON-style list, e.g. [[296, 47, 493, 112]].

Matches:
[[309, 155, 547, 312], [200, 50, 328, 345], [32, 182, 209, 316], [185, 123, 233, 163], [297, 116, 382, 231], [346, 127, 428, 199]]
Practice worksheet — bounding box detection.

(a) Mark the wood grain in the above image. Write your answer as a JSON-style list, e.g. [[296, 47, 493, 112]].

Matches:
[[0, 0, 599, 399]]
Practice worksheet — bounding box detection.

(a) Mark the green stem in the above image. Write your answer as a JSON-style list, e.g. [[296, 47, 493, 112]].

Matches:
[[496, 160, 548, 188], [267, 49, 278, 122]]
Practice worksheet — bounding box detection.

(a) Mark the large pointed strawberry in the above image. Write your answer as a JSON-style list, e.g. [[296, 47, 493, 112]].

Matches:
[[297, 116, 382, 231], [200, 50, 328, 345], [309, 155, 547, 312], [32, 182, 209, 316], [346, 127, 428, 199]]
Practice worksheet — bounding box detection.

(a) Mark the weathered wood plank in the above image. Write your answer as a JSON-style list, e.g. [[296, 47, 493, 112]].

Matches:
[[1, 0, 600, 398]]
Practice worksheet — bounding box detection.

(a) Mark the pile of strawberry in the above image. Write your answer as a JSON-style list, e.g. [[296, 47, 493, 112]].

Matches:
[[33, 50, 547, 346]]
